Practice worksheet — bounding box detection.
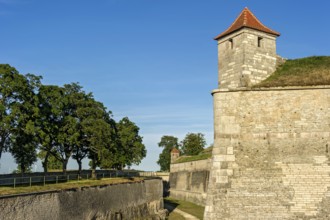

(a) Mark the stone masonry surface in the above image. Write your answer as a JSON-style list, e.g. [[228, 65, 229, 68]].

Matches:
[[170, 159, 211, 206], [204, 86, 330, 219], [217, 29, 278, 89], [0, 178, 167, 220]]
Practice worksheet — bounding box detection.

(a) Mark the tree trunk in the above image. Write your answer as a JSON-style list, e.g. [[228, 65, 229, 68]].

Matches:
[[0, 138, 5, 159], [20, 163, 25, 176], [77, 159, 82, 175], [62, 158, 68, 175], [42, 153, 49, 174], [91, 154, 96, 179]]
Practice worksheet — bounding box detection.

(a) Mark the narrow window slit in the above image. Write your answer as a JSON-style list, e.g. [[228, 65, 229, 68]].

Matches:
[[229, 38, 233, 49], [258, 37, 263, 47]]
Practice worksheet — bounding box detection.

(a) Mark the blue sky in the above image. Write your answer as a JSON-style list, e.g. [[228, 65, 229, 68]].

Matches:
[[0, 0, 329, 172]]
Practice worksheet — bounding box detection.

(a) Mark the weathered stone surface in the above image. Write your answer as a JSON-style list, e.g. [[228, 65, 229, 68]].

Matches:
[[0, 178, 166, 220], [204, 8, 330, 219], [169, 159, 211, 206], [217, 28, 279, 89], [204, 86, 330, 219]]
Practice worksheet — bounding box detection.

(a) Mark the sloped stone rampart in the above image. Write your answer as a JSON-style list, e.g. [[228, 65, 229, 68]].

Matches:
[[0, 178, 166, 220]]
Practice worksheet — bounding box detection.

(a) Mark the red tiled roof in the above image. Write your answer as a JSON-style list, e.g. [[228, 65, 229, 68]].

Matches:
[[171, 148, 180, 153], [214, 7, 280, 40]]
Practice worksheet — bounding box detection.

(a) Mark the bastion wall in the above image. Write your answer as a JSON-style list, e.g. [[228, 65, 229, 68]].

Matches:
[[204, 86, 330, 219]]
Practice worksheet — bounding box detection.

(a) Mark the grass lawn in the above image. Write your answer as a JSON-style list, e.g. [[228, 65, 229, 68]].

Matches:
[[167, 211, 186, 220], [0, 177, 144, 196], [255, 56, 330, 88], [173, 153, 211, 164], [164, 197, 205, 220], [173, 147, 213, 164]]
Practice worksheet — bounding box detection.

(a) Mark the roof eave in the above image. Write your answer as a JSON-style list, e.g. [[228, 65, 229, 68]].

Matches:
[[214, 27, 280, 41]]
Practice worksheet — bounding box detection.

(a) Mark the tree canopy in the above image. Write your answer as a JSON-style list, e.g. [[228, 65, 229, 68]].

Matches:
[[114, 117, 146, 170], [0, 64, 146, 175], [0, 65, 42, 173], [157, 135, 179, 171], [157, 133, 207, 170], [157, 133, 206, 171], [181, 133, 206, 156]]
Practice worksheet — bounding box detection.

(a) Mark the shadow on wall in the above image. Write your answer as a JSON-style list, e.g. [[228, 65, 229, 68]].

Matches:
[[163, 180, 170, 197]]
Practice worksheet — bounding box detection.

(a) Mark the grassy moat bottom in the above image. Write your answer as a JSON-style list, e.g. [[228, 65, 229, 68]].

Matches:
[[165, 197, 205, 220]]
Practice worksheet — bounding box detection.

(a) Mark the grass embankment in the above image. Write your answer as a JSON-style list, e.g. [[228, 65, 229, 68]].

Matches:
[[0, 177, 144, 196], [173, 146, 212, 164], [165, 197, 205, 220], [174, 154, 211, 163], [255, 56, 330, 88]]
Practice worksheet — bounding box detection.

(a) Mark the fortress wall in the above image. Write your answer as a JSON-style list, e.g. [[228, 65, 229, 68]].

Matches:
[[204, 86, 330, 219], [0, 178, 166, 220], [169, 159, 211, 206]]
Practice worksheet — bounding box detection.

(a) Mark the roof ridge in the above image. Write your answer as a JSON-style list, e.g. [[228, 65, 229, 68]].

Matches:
[[243, 8, 248, 25]]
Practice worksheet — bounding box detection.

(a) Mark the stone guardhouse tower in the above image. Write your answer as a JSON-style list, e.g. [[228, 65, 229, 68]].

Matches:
[[204, 7, 330, 220], [215, 7, 280, 89], [170, 148, 180, 164]]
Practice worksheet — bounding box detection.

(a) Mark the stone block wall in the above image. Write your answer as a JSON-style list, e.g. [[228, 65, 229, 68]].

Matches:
[[204, 86, 330, 219], [217, 29, 278, 89], [0, 178, 166, 220], [169, 159, 211, 205]]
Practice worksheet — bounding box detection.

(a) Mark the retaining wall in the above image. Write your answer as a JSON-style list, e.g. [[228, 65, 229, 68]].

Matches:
[[0, 178, 166, 220], [169, 159, 211, 206]]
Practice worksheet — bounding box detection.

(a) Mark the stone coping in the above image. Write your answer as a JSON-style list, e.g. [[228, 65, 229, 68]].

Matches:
[[0, 177, 160, 199], [212, 85, 330, 94]]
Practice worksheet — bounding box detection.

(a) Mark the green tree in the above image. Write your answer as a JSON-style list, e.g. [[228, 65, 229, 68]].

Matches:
[[115, 117, 146, 170], [97, 112, 119, 170], [78, 96, 117, 177], [10, 131, 38, 175], [7, 71, 41, 174], [0, 65, 40, 160], [37, 84, 65, 173], [181, 133, 206, 156], [37, 83, 86, 174], [72, 91, 111, 174], [0, 64, 17, 159], [55, 83, 84, 174], [157, 135, 179, 171], [0, 64, 121, 175]]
